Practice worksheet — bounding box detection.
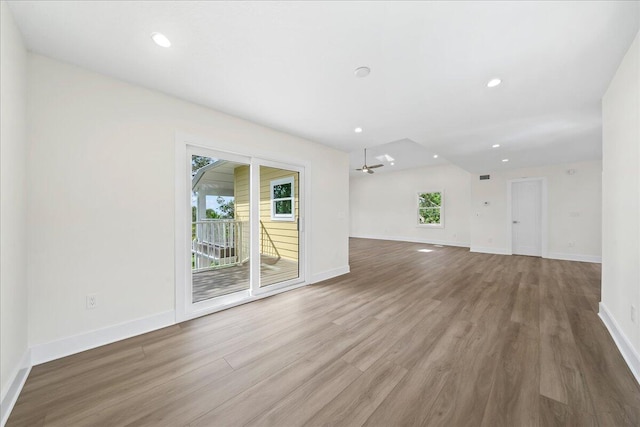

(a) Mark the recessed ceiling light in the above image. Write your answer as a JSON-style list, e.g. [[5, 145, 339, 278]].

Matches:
[[433, 154, 438, 159], [354, 127, 363, 133], [492, 144, 500, 148], [502, 158, 509, 162], [354, 67, 371, 78], [487, 78, 502, 88], [390, 162, 395, 166], [151, 32, 171, 48]]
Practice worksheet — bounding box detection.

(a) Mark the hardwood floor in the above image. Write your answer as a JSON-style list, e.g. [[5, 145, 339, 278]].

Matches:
[[8, 238, 640, 426]]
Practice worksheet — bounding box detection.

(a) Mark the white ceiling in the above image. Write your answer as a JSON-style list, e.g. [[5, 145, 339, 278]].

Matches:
[[8, 1, 640, 174]]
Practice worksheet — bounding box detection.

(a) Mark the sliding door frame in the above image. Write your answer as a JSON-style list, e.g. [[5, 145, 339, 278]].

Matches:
[[175, 132, 309, 322], [253, 159, 306, 296]]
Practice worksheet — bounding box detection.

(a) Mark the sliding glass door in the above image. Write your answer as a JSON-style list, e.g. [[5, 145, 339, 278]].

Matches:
[[190, 153, 251, 304], [259, 166, 300, 288], [181, 146, 304, 318]]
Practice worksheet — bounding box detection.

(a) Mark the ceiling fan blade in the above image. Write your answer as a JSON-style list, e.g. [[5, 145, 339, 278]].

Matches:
[[367, 169, 374, 174], [368, 164, 384, 169], [355, 168, 363, 171]]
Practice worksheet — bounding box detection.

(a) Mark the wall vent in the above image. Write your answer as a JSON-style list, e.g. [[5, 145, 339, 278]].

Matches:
[[479, 174, 490, 180]]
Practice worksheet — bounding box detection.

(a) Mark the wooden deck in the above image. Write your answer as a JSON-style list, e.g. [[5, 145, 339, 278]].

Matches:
[[192, 256, 299, 302]]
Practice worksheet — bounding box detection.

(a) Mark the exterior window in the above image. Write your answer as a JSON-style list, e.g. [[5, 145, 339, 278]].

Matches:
[[417, 191, 443, 227], [271, 177, 295, 221]]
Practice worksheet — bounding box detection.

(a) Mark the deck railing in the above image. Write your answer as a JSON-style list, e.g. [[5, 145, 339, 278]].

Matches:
[[192, 219, 249, 272]]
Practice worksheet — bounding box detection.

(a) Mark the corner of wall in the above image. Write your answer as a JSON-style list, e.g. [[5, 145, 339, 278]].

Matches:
[[599, 302, 640, 385], [0, 349, 31, 427], [0, 2, 30, 425]]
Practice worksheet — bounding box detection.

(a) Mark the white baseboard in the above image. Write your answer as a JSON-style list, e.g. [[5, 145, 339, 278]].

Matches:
[[599, 302, 640, 386], [546, 252, 602, 263], [350, 234, 470, 248], [30, 310, 175, 366], [469, 246, 509, 255], [310, 265, 350, 284], [1, 349, 31, 427]]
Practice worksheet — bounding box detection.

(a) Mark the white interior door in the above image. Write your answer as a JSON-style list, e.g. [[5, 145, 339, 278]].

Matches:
[[511, 180, 542, 256]]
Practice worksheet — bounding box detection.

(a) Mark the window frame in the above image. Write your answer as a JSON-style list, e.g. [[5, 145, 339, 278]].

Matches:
[[417, 190, 444, 228], [270, 176, 295, 221]]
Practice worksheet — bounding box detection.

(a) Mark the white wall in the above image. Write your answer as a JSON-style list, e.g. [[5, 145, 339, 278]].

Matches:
[[27, 54, 349, 349], [0, 0, 29, 407], [350, 164, 471, 246], [470, 160, 602, 261], [602, 31, 640, 362]]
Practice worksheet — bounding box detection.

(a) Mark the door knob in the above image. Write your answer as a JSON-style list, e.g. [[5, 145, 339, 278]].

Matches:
[[512, 220, 520, 224]]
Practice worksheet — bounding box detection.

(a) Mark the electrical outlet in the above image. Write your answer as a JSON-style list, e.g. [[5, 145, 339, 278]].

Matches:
[[86, 294, 97, 310], [568, 242, 575, 248], [632, 305, 637, 323]]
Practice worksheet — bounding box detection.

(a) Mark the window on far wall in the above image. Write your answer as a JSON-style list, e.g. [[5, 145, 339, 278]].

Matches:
[[271, 177, 295, 221], [417, 191, 443, 227]]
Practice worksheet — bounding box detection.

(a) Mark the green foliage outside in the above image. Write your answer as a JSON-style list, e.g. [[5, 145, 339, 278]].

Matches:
[[418, 192, 442, 224], [275, 200, 292, 214], [273, 183, 292, 199], [273, 182, 292, 214], [192, 200, 235, 221], [217, 200, 234, 219], [192, 155, 213, 174]]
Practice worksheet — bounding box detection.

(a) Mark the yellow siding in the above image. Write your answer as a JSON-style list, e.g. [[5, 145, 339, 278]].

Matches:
[[234, 165, 250, 222], [260, 166, 298, 261], [233, 165, 299, 261]]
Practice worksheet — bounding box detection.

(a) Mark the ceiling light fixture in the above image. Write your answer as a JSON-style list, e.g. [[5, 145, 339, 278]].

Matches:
[[151, 32, 171, 48], [390, 162, 395, 166], [354, 127, 363, 133], [492, 144, 500, 148], [502, 158, 509, 162], [487, 78, 502, 88], [433, 154, 438, 159], [354, 67, 371, 78]]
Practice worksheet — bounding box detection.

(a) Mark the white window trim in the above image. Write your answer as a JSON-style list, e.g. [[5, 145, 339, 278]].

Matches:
[[270, 176, 295, 221], [416, 190, 444, 228]]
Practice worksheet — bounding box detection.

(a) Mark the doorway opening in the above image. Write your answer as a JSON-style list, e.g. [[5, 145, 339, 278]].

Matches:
[[177, 143, 306, 321]]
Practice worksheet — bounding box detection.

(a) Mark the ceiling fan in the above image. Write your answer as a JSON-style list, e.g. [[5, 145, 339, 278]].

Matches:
[[355, 148, 384, 174]]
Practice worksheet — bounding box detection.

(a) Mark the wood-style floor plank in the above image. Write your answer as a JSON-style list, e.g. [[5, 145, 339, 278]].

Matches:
[[304, 358, 408, 427], [7, 238, 640, 427], [480, 322, 540, 427]]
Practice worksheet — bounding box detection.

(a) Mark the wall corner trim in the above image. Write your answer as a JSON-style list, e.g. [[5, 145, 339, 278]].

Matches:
[[30, 310, 176, 366], [599, 302, 640, 386], [310, 265, 350, 284], [0, 349, 32, 427]]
